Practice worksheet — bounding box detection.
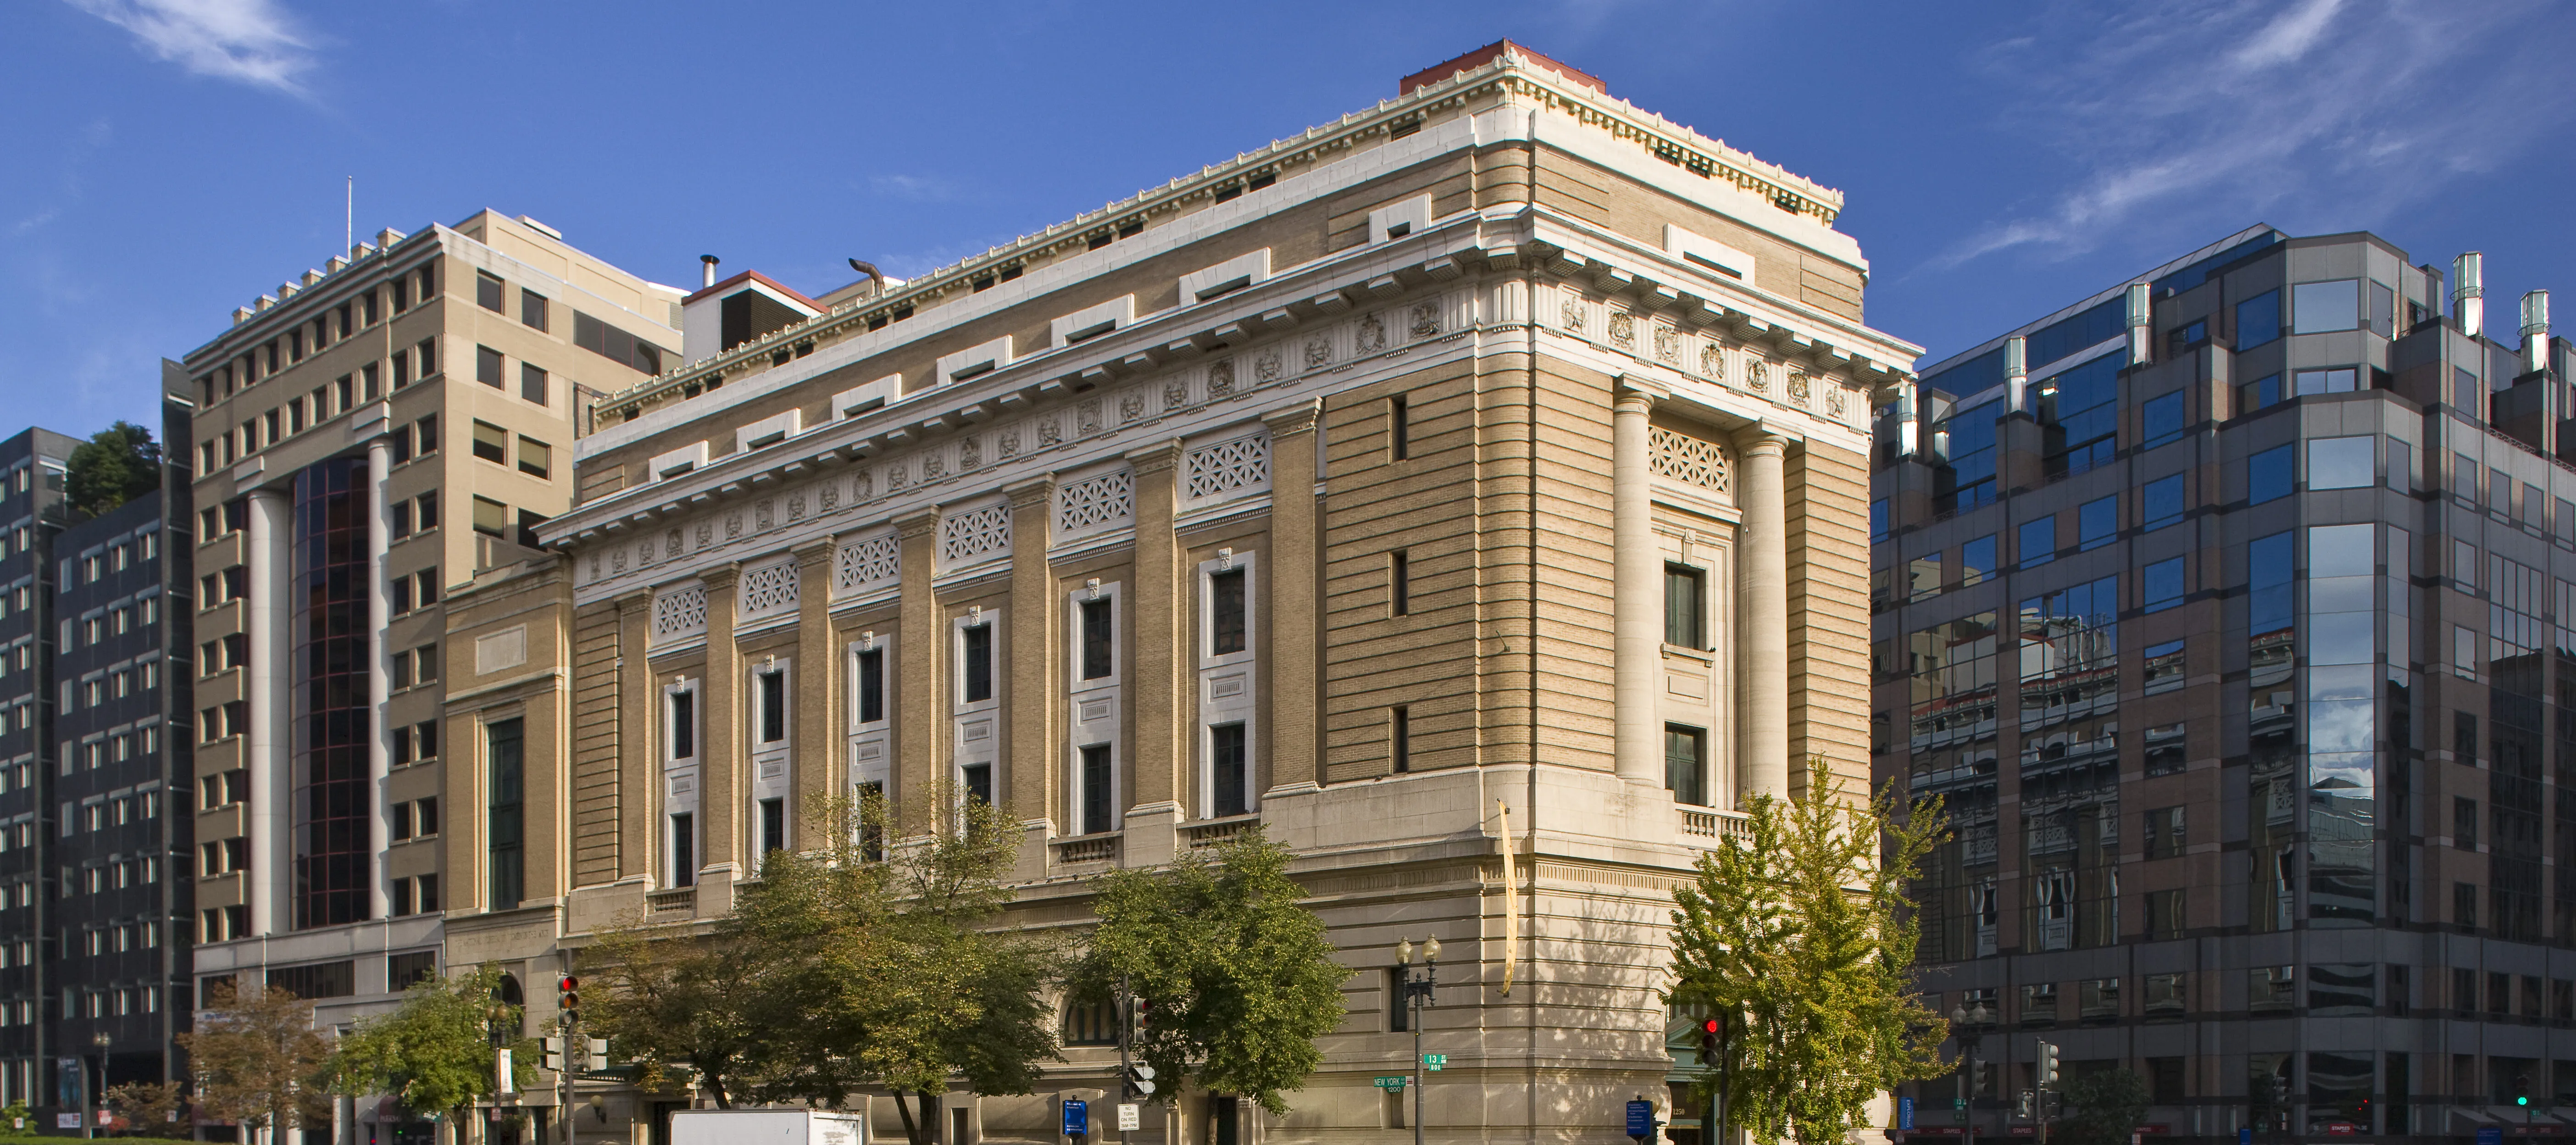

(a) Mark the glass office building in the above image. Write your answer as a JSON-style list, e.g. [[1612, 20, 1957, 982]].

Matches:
[[1876, 225, 2576, 1142]]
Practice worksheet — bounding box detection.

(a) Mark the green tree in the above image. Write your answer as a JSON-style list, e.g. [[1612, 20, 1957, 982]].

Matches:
[[174, 981, 334, 1145], [1071, 825, 1350, 1117], [1666, 773, 1951, 1145], [2058, 1067, 2149, 1145], [583, 917, 776, 1108], [322, 965, 540, 1123], [100, 1079, 190, 1135], [64, 420, 161, 519]]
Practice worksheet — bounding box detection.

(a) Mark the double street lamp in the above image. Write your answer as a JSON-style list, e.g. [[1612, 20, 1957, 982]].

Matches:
[[1396, 938, 1440, 1145]]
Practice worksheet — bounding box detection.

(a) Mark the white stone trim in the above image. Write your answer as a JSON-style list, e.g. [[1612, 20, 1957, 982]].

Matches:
[[847, 631, 895, 797], [1180, 249, 1271, 304], [650, 441, 709, 481], [1663, 224, 1755, 288], [735, 409, 804, 454], [1195, 550, 1258, 819], [1066, 581, 1124, 835], [1049, 295, 1137, 349], [835, 374, 903, 419], [937, 335, 1014, 384], [1368, 195, 1432, 245]]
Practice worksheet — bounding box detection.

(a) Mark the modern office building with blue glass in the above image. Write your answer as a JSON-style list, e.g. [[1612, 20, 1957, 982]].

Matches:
[[1875, 224, 2576, 1142]]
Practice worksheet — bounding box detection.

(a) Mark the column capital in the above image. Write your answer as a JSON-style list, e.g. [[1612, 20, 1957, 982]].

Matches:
[[613, 588, 654, 613], [792, 538, 835, 568], [895, 509, 940, 540], [1614, 373, 1669, 408], [1003, 474, 1055, 511], [1260, 398, 1324, 439], [1125, 439, 1185, 477], [1734, 427, 1792, 457], [700, 562, 742, 591]]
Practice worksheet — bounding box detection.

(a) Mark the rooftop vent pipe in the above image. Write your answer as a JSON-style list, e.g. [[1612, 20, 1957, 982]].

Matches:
[[2455, 252, 2485, 338], [2004, 336, 2029, 413], [848, 258, 887, 297], [2524, 289, 2551, 376], [700, 255, 720, 289], [2125, 282, 2153, 365]]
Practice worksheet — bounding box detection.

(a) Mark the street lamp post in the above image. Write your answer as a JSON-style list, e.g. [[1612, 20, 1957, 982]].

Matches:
[[1951, 1003, 1990, 1145], [1397, 938, 1440, 1145], [87, 1031, 112, 1140]]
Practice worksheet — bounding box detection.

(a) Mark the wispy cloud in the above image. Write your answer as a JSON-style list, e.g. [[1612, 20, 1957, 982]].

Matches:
[[868, 173, 966, 204], [1927, 0, 2571, 271], [67, 0, 316, 96]]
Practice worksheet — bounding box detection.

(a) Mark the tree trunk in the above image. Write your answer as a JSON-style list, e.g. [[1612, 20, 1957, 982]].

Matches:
[[894, 1090, 922, 1145]]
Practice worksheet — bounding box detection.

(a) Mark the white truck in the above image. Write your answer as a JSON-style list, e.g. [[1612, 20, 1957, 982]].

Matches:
[[669, 1108, 866, 1145]]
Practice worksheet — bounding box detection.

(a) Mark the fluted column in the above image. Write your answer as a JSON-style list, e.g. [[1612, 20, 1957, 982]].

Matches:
[[1259, 401, 1324, 791], [1736, 431, 1791, 801], [245, 486, 292, 935], [366, 438, 393, 921], [1610, 384, 1662, 787]]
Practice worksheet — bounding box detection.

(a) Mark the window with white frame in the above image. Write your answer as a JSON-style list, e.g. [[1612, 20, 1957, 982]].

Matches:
[[1195, 550, 1257, 818], [951, 609, 1002, 814], [749, 656, 793, 851], [1066, 582, 1123, 836], [662, 677, 700, 889], [849, 632, 895, 820]]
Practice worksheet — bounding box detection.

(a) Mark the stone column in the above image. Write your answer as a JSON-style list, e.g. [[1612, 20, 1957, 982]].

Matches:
[[245, 486, 292, 935], [698, 564, 743, 906], [894, 510, 941, 836], [1736, 430, 1791, 801], [1259, 401, 1324, 791], [614, 591, 654, 883], [791, 540, 838, 850], [1004, 477, 1058, 867], [1124, 441, 1184, 867], [365, 437, 393, 921], [1610, 382, 1663, 787]]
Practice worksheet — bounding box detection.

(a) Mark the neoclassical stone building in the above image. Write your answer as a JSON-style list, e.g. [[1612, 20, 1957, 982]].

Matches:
[[478, 43, 1915, 1145]]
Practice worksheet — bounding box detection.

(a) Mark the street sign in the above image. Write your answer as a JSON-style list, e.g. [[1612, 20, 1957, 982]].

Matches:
[[1627, 1100, 1656, 1140], [1117, 1104, 1141, 1132], [2482, 1127, 2507, 1145], [1063, 1099, 1088, 1138], [1954, 1099, 1968, 1112], [1424, 1053, 1447, 1072], [1375, 1077, 1410, 1091], [1901, 1097, 1916, 1131]]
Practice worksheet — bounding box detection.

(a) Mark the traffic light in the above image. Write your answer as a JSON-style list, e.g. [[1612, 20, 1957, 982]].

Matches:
[[2518, 1074, 2533, 1107], [1699, 1017, 1721, 1062], [559, 976, 580, 1027], [1124, 1063, 1156, 1100], [2035, 1042, 2060, 1089], [542, 1036, 566, 1073]]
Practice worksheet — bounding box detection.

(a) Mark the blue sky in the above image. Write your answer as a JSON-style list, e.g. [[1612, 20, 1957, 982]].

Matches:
[[5, 0, 2572, 438]]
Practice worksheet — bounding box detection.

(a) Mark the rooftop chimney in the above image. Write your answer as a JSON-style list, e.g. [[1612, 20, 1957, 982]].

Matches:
[[700, 255, 720, 289], [2125, 282, 2153, 365], [2523, 289, 2551, 376], [2005, 336, 2029, 413], [2455, 252, 2485, 338]]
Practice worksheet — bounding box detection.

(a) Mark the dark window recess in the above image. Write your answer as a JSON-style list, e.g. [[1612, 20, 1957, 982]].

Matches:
[[488, 718, 525, 910], [1391, 551, 1411, 616], [389, 951, 437, 990], [758, 671, 787, 743], [521, 290, 549, 331], [856, 650, 885, 723], [1087, 231, 1116, 251], [760, 798, 786, 855], [1392, 706, 1411, 773], [1210, 723, 1249, 817], [671, 812, 695, 887], [1665, 565, 1705, 648], [1390, 394, 1410, 460], [573, 310, 667, 374], [962, 762, 994, 807], [1080, 745, 1113, 835], [972, 275, 996, 292], [1666, 724, 1705, 806], [719, 289, 805, 352], [963, 625, 994, 703], [1081, 598, 1115, 680], [1210, 569, 1247, 656], [670, 690, 695, 758], [1388, 117, 1422, 139], [1116, 217, 1144, 239], [516, 509, 548, 549], [292, 457, 373, 929], [476, 272, 505, 312], [266, 960, 356, 1001], [476, 346, 505, 389]]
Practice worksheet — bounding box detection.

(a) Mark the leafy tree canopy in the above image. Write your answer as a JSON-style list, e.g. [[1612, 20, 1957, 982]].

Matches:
[[2058, 1067, 2149, 1145], [175, 980, 334, 1134], [323, 964, 540, 1118], [1071, 826, 1350, 1117], [65, 420, 161, 519], [1666, 773, 1952, 1145]]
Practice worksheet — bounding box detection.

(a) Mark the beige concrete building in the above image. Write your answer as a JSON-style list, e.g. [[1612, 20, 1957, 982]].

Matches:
[[176, 211, 682, 1139], [498, 43, 1913, 1145]]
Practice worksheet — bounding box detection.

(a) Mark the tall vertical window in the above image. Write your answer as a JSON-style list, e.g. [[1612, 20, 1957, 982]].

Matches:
[[670, 812, 696, 887], [1079, 745, 1113, 835], [1081, 599, 1115, 680], [1665, 565, 1705, 648], [1209, 569, 1246, 656], [962, 625, 994, 703], [760, 798, 785, 857], [757, 670, 786, 743], [520, 364, 548, 406], [1666, 724, 1705, 806], [962, 763, 993, 807], [1392, 706, 1411, 773], [1389, 394, 1410, 461], [488, 718, 525, 911], [1390, 551, 1411, 616], [669, 690, 696, 759], [476, 346, 505, 389], [856, 649, 885, 723], [292, 456, 373, 929], [1210, 724, 1249, 817]]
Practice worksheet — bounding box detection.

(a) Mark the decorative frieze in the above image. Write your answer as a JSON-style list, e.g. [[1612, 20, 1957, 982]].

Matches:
[[1183, 430, 1272, 506], [651, 584, 708, 645], [939, 503, 1012, 570], [1056, 470, 1135, 539], [736, 558, 800, 623], [834, 530, 900, 595]]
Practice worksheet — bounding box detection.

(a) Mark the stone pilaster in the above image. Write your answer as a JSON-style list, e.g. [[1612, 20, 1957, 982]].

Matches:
[[793, 539, 838, 848], [1123, 441, 1184, 867], [894, 510, 941, 837], [614, 589, 653, 883], [1005, 476, 1058, 875], [698, 564, 743, 905], [1610, 379, 1665, 788], [1735, 430, 1791, 801], [1260, 400, 1324, 792]]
